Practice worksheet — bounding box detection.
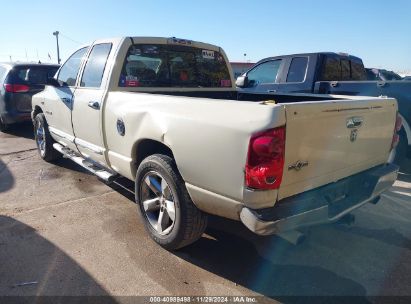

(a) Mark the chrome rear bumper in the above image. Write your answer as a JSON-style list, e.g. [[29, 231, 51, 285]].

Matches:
[[240, 164, 398, 236]]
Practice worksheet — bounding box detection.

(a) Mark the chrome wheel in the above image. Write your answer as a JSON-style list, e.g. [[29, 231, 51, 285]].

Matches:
[[36, 120, 46, 156], [140, 171, 176, 235]]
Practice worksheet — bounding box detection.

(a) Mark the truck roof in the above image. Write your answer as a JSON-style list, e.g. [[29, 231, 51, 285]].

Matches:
[[88, 36, 223, 53], [0, 62, 60, 68], [256, 52, 363, 65]]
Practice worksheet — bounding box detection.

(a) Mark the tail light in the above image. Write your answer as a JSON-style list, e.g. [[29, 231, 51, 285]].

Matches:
[[395, 114, 402, 132], [391, 113, 402, 150], [245, 126, 286, 190], [4, 84, 30, 93]]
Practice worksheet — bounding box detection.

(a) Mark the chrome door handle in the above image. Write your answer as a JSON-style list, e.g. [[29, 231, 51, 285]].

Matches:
[[88, 101, 100, 110], [267, 89, 277, 93]]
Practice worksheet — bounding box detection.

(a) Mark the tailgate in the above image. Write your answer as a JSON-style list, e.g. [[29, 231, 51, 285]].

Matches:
[[279, 97, 397, 200]]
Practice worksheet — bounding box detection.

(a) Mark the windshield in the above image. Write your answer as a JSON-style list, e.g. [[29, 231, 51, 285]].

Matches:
[[119, 44, 232, 88]]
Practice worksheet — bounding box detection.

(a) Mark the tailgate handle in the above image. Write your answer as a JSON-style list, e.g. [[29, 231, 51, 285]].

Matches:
[[346, 117, 363, 128], [88, 101, 100, 110]]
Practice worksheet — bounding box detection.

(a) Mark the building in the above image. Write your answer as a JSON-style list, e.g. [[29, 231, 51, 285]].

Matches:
[[230, 62, 255, 79]]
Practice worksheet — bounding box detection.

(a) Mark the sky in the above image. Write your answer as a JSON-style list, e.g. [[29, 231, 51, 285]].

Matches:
[[1, 0, 410, 72]]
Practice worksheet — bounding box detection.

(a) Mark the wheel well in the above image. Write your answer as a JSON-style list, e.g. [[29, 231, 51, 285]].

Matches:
[[32, 106, 43, 121], [133, 139, 175, 176]]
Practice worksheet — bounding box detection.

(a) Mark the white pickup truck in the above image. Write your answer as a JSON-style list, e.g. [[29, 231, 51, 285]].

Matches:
[[32, 37, 400, 250]]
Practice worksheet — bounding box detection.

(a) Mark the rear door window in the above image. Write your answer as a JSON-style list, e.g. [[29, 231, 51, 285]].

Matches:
[[321, 56, 367, 81], [119, 44, 231, 88], [57, 47, 88, 86], [247, 60, 282, 85], [286, 57, 308, 82], [351, 61, 367, 80], [80, 43, 112, 88], [366, 69, 378, 80]]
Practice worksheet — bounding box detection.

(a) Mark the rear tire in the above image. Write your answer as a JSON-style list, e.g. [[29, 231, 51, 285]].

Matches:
[[394, 131, 408, 171], [0, 118, 8, 132], [135, 154, 207, 250], [34, 113, 61, 162]]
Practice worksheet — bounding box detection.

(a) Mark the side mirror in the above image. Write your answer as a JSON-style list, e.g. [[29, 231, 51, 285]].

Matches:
[[236, 75, 249, 88], [47, 77, 61, 87]]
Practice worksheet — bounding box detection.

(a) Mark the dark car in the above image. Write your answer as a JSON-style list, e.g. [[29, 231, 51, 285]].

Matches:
[[366, 68, 403, 81], [0, 62, 59, 131]]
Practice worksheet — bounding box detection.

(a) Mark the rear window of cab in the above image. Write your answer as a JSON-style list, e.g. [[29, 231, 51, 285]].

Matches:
[[119, 44, 232, 88], [320, 56, 366, 81]]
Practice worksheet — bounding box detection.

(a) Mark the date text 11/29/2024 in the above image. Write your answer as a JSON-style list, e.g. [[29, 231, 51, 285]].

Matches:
[[149, 296, 258, 303]]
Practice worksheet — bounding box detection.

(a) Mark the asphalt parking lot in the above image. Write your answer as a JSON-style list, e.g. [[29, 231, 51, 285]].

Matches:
[[1, 123, 411, 302]]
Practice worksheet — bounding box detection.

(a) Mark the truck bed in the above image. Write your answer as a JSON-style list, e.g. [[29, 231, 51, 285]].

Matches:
[[136, 90, 346, 103], [105, 90, 396, 207]]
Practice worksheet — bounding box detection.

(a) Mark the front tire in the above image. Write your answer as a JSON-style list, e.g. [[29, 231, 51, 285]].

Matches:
[[34, 113, 61, 162], [135, 154, 207, 250]]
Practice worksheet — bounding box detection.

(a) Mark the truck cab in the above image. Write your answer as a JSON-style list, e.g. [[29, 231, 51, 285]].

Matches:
[[236, 52, 366, 95]]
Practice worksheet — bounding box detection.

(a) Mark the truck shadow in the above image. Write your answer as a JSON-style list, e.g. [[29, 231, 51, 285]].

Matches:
[[398, 173, 411, 183], [108, 178, 409, 299], [1, 122, 34, 140], [176, 217, 369, 301], [89, 177, 410, 300], [0, 215, 118, 301], [390, 183, 411, 195], [398, 155, 411, 175], [385, 180, 411, 204], [0, 158, 14, 193], [334, 224, 411, 250], [53, 157, 93, 175]]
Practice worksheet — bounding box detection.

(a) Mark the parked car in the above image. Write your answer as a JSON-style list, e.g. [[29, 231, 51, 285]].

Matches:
[[236, 52, 411, 166], [32, 38, 399, 250], [366, 68, 403, 81], [0, 62, 59, 131]]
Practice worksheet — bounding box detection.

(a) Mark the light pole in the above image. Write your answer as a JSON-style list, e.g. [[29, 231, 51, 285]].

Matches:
[[243, 53, 247, 74], [53, 31, 61, 64]]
